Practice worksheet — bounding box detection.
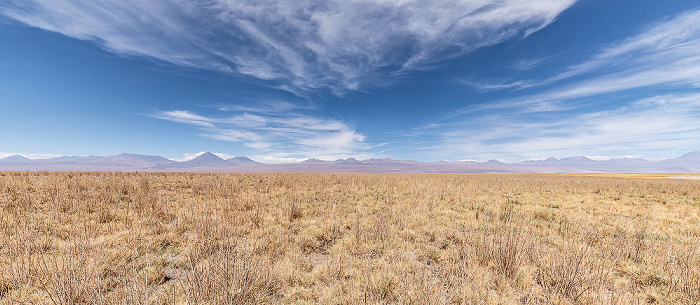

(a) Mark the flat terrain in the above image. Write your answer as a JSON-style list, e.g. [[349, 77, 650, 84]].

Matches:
[[1, 172, 699, 304]]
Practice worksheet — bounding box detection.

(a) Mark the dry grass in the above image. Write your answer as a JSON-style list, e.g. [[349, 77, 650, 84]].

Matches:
[[1, 172, 699, 304]]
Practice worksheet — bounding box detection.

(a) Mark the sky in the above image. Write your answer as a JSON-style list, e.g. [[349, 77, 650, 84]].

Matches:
[[1, 0, 700, 163]]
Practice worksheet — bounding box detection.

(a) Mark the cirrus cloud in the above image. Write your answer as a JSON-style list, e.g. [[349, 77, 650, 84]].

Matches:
[[423, 8, 700, 161], [149, 102, 371, 160], [1, 0, 576, 94]]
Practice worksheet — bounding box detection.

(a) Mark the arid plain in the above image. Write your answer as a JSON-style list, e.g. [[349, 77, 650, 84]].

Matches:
[[1, 172, 699, 304]]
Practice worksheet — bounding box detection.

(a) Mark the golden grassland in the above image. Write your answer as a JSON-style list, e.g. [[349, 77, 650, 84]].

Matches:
[[1, 172, 699, 304]]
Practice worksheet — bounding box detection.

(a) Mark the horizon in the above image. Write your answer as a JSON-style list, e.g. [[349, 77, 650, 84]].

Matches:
[[1, 150, 698, 165], [2, 1, 700, 162]]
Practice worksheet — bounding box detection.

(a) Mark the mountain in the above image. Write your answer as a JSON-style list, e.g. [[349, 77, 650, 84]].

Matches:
[[362, 158, 419, 165], [32, 153, 174, 167], [0, 154, 31, 163], [227, 156, 259, 165], [668, 151, 700, 162], [657, 151, 700, 172], [519, 156, 599, 166], [604, 157, 650, 165], [336, 158, 361, 164], [520, 157, 559, 166], [558, 156, 597, 165], [301, 158, 329, 164], [1, 151, 699, 173], [91, 153, 176, 167], [180, 152, 229, 167], [112, 153, 174, 165]]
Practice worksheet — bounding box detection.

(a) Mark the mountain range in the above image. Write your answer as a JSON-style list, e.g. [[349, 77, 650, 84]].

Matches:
[[1, 151, 699, 173]]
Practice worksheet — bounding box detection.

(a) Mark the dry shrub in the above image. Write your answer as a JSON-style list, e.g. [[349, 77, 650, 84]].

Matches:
[[1, 233, 99, 305], [182, 243, 282, 304], [363, 273, 399, 304], [1, 233, 35, 300], [664, 245, 700, 303], [536, 240, 610, 303], [474, 220, 538, 279], [34, 241, 99, 305], [604, 225, 652, 264]]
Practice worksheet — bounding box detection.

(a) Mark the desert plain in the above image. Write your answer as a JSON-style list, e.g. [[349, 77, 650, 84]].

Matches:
[[1, 172, 699, 304]]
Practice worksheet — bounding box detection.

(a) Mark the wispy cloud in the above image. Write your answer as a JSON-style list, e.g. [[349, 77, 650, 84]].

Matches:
[[1, 0, 575, 94], [0, 152, 64, 160], [149, 104, 371, 160], [429, 9, 700, 161], [511, 57, 549, 71], [543, 9, 700, 85], [465, 8, 700, 94], [456, 79, 531, 91], [450, 8, 700, 116], [425, 93, 700, 161], [214, 99, 315, 114]]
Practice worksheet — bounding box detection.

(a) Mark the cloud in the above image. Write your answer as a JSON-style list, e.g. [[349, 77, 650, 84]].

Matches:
[[425, 92, 700, 162], [150, 110, 217, 128], [150, 103, 371, 160], [456, 79, 531, 91], [1, 0, 575, 94], [467, 8, 700, 94], [250, 155, 307, 164], [459, 8, 700, 111], [426, 9, 700, 161], [545, 9, 700, 84], [215, 99, 314, 114], [0, 152, 64, 160]]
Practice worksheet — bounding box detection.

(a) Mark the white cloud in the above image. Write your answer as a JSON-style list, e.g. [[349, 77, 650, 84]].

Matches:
[[427, 9, 700, 161], [546, 9, 700, 84], [250, 155, 307, 164], [151, 110, 216, 128], [467, 8, 700, 95], [428, 93, 700, 161], [0, 152, 64, 160], [584, 155, 638, 161], [0, 0, 576, 94], [215, 99, 314, 114], [151, 106, 371, 160]]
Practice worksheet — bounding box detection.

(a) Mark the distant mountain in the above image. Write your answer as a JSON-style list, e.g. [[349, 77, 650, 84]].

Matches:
[[301, 158, 329, 164], [519, 156, 599, 166], [92, 153, 175, 167], [227, 156, 259, 165], [1, 151, 699, 173], [668, 151, 700, 162], [362, 158, 419, 165], [657, 151, 700, 172], [31, 153, 175, 167], [0, 154, 31, 163], [520, 157, 559, 166], [180, 152, 228, 167], [363, 158, 394, 164], [604, 157, 650, 165], [336, 158, 361, 164], [559, 156, 597, 165], [112, 153, 174, 164], [486, 159, 505, 165]]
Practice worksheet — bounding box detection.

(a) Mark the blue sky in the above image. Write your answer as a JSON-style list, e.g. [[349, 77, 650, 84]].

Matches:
[[1, 0, 700, 162]]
